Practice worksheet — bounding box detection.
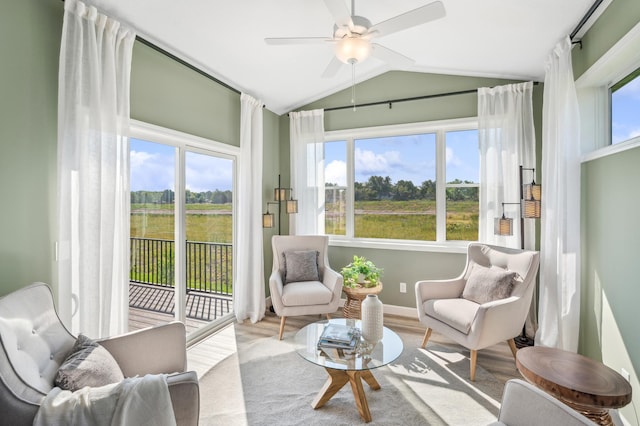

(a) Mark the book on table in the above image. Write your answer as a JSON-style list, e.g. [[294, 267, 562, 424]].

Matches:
[[317, 323, 358, 350]]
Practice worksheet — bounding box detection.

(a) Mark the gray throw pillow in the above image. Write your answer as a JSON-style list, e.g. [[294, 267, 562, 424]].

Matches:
[[283, 250, 320, 284], [462, 263, 516, 305], [54, 334, 124, 392]]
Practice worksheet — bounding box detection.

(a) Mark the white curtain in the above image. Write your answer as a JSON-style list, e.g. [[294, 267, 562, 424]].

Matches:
[[535, 37, 581, 351], [289, 110, 325, 235], [57, 0, 135, 337], [478, 81, 536, 250], [235, 94, 265, 323]]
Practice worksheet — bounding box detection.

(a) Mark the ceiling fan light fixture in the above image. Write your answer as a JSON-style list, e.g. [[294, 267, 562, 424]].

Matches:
[[335, 36, 371, 64]]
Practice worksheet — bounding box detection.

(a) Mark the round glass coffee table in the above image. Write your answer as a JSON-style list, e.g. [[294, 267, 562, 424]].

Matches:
[[294, 318, 403, 423]]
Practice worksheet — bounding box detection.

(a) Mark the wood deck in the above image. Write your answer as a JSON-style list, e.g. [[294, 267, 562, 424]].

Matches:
[[128, 282, 233, 333]]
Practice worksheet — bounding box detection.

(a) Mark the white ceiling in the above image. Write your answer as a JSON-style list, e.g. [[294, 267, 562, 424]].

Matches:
[[88, 0, 595, 115]]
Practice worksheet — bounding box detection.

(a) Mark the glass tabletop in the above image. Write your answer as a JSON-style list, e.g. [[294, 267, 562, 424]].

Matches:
[[294, 318, 403, 371]]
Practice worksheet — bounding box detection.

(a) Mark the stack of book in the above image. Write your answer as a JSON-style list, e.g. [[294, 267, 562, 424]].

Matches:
[[317, 323, 358, 351]]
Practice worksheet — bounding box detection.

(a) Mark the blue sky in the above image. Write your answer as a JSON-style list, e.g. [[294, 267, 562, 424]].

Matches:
[[130, 138, 233, 192], [325, 130, 479, 186], [612, 73, 640, 144]]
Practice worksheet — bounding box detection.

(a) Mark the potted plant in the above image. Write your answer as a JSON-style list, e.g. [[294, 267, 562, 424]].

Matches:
[[341, 255, 383, 289]]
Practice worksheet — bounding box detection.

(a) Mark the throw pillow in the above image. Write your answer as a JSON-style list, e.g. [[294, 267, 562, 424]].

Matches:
[[55, 334, 124, 392], [283, 250, 320, 284], [462, 263, 516, 305]]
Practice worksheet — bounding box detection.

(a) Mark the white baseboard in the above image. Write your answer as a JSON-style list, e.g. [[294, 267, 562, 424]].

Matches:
[[266, 296, 418, 320]]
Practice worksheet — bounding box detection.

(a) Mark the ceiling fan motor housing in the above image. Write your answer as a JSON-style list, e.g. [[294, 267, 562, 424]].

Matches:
[[334, 16, 372, 64]]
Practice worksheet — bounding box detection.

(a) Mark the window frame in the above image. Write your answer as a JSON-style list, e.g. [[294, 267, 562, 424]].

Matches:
[[325, 117, 478, 253], [577, 22, 640, 163]]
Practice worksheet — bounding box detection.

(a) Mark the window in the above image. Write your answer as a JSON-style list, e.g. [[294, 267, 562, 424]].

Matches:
[[611, 67, 640, 145], [324, 119, 478, 247]]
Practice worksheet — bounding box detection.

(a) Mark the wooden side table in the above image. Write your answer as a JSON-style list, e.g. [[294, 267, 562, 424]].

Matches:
[[516, 346, 632, 426], [342, 283, 383, 319]]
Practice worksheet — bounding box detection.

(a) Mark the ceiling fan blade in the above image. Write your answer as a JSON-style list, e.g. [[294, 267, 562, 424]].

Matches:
[[321, 56, 344, 78], [265, 37, 331, 45], [369, 1, 446, 38], [371, 44, 414, 68], [323, 0, 354, 29]]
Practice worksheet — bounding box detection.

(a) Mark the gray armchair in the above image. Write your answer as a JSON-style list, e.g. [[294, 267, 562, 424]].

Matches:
[[269, 235, 343, 340], [0, 282, 199, 425], [415, 243, 539, 381]]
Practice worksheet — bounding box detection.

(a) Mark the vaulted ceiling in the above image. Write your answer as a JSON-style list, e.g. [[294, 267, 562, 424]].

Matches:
[[89, 0, 596, 115]]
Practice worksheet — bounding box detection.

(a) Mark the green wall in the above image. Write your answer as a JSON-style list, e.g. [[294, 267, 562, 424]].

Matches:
[[287, 71, 544, 308], [0, 0, 62, 295], [573, 1, 640, 423]]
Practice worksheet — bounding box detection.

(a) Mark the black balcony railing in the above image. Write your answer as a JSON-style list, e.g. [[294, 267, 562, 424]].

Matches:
[[130, 237, 232, 295]]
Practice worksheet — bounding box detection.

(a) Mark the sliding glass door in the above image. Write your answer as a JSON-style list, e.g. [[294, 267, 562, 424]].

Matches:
[[128, 127, 236, 337]]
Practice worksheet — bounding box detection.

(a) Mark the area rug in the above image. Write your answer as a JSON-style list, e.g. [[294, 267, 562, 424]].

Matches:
[[199, 324, 505, 425]]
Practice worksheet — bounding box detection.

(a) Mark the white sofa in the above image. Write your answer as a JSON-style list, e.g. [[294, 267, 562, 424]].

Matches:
[[0, 282, 199, 425]]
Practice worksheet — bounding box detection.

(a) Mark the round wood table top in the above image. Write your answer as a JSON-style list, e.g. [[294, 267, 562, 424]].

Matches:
[[516, 346, 632, 409]]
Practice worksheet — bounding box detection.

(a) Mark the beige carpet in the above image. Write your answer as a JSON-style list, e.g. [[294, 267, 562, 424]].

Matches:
[[198, 322, 506, 425]]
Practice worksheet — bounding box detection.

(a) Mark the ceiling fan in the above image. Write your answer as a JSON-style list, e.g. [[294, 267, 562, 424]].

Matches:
[[265, 0, 446, 78]]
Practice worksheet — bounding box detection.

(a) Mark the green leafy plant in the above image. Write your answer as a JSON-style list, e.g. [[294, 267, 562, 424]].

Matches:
[[340, 255, 383, 288]]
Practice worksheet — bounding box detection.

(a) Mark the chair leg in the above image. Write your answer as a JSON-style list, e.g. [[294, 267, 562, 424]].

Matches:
[[278, 316, 286, 340], [507, 339, 518, 360], [470, 350, 477, 382], [420, 328, 432, 349]]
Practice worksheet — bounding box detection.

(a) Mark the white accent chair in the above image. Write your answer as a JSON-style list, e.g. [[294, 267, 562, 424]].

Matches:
[[269, 235, 343, 340], [415, 243, 540, 381], [490, 379, 596, 425], [0, 282, 199, 425]]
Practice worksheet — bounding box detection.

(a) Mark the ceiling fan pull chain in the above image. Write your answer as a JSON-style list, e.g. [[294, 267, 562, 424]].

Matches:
[[351, 61, 357, 111]]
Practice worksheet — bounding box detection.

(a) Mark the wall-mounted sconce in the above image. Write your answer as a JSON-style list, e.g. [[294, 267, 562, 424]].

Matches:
[[494, 166, 542, 248], [263, 174, 298, 234]]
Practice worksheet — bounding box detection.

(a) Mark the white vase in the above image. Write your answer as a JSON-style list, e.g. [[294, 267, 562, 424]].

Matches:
[[361, 294, 383, 342]]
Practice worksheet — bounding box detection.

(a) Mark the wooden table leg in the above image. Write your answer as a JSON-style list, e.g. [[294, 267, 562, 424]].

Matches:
[[311, 368, 349, 409], [348, 371, 372, 423], [311, 368, 381, 423]]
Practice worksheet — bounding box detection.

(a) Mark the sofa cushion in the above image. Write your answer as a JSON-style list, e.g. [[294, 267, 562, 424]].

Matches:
[[283, 250, 320, 284], [424, 298, 480, 334], [55, 334, 124, 392], [462, 263, 516, 305], [281, 281, 332, 306]]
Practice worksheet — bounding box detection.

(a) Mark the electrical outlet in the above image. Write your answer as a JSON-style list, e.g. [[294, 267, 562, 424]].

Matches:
[[399, 282, 407, 293], [621, 368, 631, 382]]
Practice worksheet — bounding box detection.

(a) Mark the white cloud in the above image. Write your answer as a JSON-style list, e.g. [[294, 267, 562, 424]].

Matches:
[[130, 150, 175, 191], [445, 146, 461, 167], [325, 160, 346, 186], [355, 148, 398, 174]]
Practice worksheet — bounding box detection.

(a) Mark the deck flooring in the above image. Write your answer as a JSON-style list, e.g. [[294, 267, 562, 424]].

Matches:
[[128, 282, 232, 333], [129, 282, 232, 322]]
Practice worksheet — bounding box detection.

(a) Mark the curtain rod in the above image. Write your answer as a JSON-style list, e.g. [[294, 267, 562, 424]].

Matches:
[[60, 0, 241, 96], [135, 37, 241, 95], [570, 0, 605, 41], [321, 82, 539, 113]]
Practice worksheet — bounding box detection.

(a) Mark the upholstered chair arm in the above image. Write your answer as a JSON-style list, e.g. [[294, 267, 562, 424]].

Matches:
[[269, 269, 285, 314], [415, 278, 466, 302], [98, 321, 187, 377], [322, 267, 343, 301], [167, 371, 200, 426], [467, 296, 529, 349]]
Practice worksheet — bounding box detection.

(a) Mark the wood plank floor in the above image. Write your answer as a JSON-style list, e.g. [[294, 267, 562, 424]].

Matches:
[[188, 308, 522, 386]]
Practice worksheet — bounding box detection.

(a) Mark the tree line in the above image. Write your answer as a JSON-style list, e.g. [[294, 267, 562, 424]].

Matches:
[[131, 189, 232, 205], [326, 176, 478, 202]]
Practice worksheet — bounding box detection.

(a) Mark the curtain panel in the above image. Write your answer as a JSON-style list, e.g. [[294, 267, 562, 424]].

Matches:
[[536, 37, 581, 351], [57, 0, 136, 337], [289, 110, 325, 235], [235, 94, 266, 323], [478, 81, 536, 250]]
